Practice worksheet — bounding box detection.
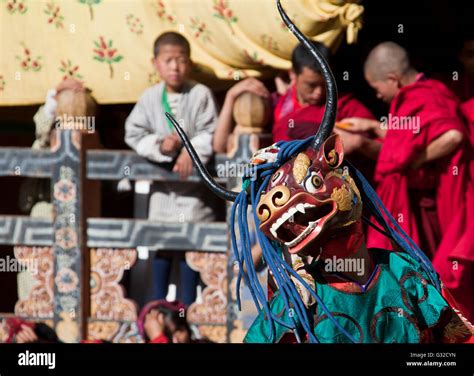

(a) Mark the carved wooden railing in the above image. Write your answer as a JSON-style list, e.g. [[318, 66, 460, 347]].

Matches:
[[0, 127, 270, 343]]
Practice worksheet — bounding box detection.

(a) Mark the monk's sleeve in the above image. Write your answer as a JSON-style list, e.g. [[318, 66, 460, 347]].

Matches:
[[386, 87, 464, 172], [410, 89, 466, 154]]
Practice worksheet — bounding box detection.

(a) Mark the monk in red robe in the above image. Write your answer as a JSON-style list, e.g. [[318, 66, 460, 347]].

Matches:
[[439, 35, 474, 323], [433, 35, 474, 150], [272, 42, 377, 179], [272, 42, 375, 143], [335, 42, 474, 322], [214, 42, 377, 177], [450, 35, 474, 147]]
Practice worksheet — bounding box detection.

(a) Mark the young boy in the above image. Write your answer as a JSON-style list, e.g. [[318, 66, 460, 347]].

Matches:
[[125, 32, 218, 306]]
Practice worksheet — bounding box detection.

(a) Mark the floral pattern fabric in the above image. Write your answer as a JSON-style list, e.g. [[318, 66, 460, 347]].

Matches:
[[0, 0, 364, 105]]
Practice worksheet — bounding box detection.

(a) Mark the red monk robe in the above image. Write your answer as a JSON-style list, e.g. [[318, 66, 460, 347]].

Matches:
[[441, 81, 474, 323], [272, 84, 375, 142], [442, 72, 474, 147], [367, 73, 474, 321], [461, 98, 474, 147], [272, 85, 376, 179]]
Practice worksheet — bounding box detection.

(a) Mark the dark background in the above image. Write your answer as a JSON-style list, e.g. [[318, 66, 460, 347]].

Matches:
[[335, 0, 474, 117]]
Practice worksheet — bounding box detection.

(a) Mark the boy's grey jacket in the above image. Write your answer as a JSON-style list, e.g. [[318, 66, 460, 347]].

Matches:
[[125, 81, 218, 225]]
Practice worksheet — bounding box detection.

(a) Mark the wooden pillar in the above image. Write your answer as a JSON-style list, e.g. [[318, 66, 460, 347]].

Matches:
[[130, 180, 151, 308], [224, 92, 273, 342], [50, 130, 98, 342]]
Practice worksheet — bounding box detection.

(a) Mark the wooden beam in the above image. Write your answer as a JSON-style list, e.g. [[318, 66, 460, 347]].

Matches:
[[0, 216, 52, 246], [87, 218, 228, 252], [0, 148, 54, 177], [86, 149, 227, 183]]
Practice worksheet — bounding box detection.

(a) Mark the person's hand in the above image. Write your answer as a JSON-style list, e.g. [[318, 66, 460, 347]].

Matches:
[[274, 76, 290, 96], [16, 324, 38, 343], [227, 78, 270, 101], [144, 310, 166, 341], [337, 117, 378, 133], [56, 78, 84, 94], [333, 128, 364, 154], [173, 149, 193, 179], [160, 133, 182, 156]]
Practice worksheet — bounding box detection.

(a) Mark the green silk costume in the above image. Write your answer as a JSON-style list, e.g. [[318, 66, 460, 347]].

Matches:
[[245, 249, 451, 343]]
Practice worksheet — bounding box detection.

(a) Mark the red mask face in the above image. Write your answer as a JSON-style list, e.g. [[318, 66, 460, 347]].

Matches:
[[256, 135, 362, 256]]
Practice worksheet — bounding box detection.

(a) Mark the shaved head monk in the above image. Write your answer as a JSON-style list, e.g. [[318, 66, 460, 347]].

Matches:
[[365, 41, 418, 102], [334, 42, 474, 322]]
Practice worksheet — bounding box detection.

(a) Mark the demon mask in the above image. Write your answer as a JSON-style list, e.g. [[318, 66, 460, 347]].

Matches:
[[255, 135, 362, 255]]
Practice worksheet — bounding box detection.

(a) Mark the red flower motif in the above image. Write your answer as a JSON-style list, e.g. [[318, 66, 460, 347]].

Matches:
[[16, 43, 42, 72], [213, 0, 237, 34], [190, 17, 212, 42], [6, 0, 27, 14], [93, 49, 105, 58], [59, 59, 83, 80], [213, 0, 226, 13], [153, 0, 175, 24], [45, 1, 65, 28], [99, 36, 107, 49], [93, 37, 123, 78]]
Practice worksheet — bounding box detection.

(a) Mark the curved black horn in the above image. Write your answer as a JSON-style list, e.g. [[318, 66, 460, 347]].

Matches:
[[276, 0, 337, 150], [165, 112, 238, 202]]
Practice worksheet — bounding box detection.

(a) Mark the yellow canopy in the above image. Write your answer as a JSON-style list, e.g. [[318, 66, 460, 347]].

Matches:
[[0, 0, 364, 105]]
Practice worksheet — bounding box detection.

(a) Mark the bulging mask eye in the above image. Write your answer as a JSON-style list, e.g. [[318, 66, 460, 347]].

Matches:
[[271, 170, 284, 184], [304, 172, 323, 193]]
